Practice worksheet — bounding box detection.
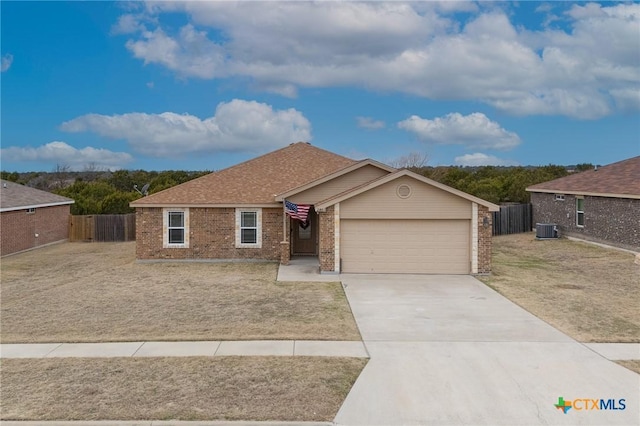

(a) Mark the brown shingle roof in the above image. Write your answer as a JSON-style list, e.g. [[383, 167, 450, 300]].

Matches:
[[0, 180, 74, 212], [526, 156, 640, 198], [131, 142, 357, 206]]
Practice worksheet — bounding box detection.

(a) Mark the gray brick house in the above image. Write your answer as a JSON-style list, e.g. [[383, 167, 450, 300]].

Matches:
[[131, 142, 499, 274], [526, 156, 640, 251]]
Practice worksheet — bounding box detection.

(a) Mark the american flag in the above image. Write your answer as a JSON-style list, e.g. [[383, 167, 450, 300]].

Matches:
[[285, 200, 310, 223]]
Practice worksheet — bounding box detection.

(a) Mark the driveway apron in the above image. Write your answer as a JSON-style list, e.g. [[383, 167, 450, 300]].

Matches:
[[334, 275, 639, 425]]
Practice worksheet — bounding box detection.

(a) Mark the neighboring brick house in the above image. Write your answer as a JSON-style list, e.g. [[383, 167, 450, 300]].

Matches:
[[527, 156, 640, 251], [131, 142, 499, 274], [1, 180, 74, 256]]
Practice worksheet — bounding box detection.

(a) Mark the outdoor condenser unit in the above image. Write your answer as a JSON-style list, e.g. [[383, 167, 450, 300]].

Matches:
[[536, 223, 558, 239]]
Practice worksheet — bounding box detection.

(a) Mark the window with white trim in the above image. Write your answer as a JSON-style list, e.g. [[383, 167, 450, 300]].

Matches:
[[163, 208, 189, 248], [576, 198, 585, 227], [555, 194, 565, 201], [236, 208, 262, 248]]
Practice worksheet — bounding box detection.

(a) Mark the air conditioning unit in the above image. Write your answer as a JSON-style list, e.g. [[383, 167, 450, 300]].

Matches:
[[536, 223, 558, 239]]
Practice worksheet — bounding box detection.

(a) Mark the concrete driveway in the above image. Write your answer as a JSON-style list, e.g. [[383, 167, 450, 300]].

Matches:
[[334, 275, 639, 426]]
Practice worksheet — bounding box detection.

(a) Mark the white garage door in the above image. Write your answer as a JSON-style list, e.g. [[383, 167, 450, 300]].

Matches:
[[341, 219, 470, 274]]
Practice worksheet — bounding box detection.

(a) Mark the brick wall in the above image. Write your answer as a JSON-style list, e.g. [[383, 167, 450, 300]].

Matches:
[[531, 192, 640, 251], [477, 205, 492, 274], [318, 205, 335, 272], [135, 207, 283, 260], [1, 204, 70, 256]]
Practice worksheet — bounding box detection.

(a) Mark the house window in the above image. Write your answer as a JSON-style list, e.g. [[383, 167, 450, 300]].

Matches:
[[236, 208, 262, 248], [168, 212, 185, 244], [26, 208, 36, 214], [241, 212, 257, 243], [555, 194, 565, 201], [163, 208, 189, 248], [576, 198, 585, 227]]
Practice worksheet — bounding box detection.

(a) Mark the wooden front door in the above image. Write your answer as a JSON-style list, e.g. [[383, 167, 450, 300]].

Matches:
[[292, 210, 317, 255]]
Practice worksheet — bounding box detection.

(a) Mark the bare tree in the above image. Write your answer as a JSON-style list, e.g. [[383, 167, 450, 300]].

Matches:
[[82, 162, 106, 182], [83, 162, 103, 172], [51, 163, 71, 189], [389, 152, 428, 169]]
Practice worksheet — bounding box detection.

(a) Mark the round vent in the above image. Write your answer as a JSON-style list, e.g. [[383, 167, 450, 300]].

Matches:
[[396, 184, 412, 199]]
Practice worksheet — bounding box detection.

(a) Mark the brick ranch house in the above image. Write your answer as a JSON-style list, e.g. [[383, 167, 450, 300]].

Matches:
[[527, 156, 640, 251], [1, 179, 74, 256], [131, 142, 499, 274]]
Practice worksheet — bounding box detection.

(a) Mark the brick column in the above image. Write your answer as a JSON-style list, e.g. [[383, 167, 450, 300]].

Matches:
[[318, 205, 335, 273], [477, 205, 493, 274], [280, 214, 290, 265], [280, 241, 290, 265]]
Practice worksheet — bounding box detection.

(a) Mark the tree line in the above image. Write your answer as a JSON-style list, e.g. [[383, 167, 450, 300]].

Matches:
[[1, 163, 593, 215], [1, 169, 209, 215]]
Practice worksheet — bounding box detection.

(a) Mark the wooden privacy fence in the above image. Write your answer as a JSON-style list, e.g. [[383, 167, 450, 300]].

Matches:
[[69, 214, 136, 242], [492, 203, 532, 236]]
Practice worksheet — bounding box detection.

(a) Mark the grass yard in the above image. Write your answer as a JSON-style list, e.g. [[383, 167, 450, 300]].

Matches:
[[479, 233, 640, 343], [0, 356, 367, 421], [0, 242, 360, 343]]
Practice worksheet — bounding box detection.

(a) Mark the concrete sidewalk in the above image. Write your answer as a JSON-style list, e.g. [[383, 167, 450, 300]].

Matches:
[[1, 339, 635, 361], [0, 340, 368, 359], [1, 422, 330, 426], [277, 257, 339, 282]]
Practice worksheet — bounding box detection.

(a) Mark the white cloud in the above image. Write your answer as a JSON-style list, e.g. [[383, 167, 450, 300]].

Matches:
[[111, 14, 145, 35], [125, 25, 226, 79], [565, 3, 608, 20], [398, 112, 521, 150], [1, 53, 13, 72], [60, 99, 312, 157], [610, 88, 640, 112], [535, 3, 554, 14], [431, 1, 478, 14], [356, 116, 385, 130], [115, 2, 640, 119], [0, 141, 133, 171], [454, 153, 519, 167]]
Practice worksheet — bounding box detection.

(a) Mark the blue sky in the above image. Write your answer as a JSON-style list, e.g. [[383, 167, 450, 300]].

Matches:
[[1, 1, 639, 172]]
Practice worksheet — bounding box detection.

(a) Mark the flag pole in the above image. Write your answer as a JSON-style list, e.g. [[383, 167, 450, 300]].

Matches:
[[283, 200, 288, 243]]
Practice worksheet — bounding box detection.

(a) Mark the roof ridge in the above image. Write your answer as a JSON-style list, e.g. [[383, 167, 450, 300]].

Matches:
[[316, 168, 500, 211], [214, 142, 354, 175], [131, 142, 357, 206]]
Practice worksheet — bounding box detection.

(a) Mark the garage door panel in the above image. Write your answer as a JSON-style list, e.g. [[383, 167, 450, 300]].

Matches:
[[341, 219, 470, 274]]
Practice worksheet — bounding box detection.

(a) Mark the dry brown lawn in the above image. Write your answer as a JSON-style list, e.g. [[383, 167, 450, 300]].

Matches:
[[1, 242, 360, 343], [479, 233, 639, 343], [0, 356, 367, 421]]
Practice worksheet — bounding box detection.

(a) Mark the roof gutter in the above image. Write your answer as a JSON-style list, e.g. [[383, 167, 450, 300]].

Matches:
[[525, 188, 640, 199], [129, 203, 282, 208], [0, 200, 75, 213]]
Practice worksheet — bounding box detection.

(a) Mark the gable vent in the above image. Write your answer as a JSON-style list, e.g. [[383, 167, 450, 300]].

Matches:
[[397, 184, 412, 199]]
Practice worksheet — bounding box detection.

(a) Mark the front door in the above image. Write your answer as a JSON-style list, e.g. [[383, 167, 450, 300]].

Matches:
[[292, 210, 317, 255]]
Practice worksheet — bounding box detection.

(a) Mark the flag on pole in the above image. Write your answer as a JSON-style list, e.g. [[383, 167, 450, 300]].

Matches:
[[285, 200, 310, 223]]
